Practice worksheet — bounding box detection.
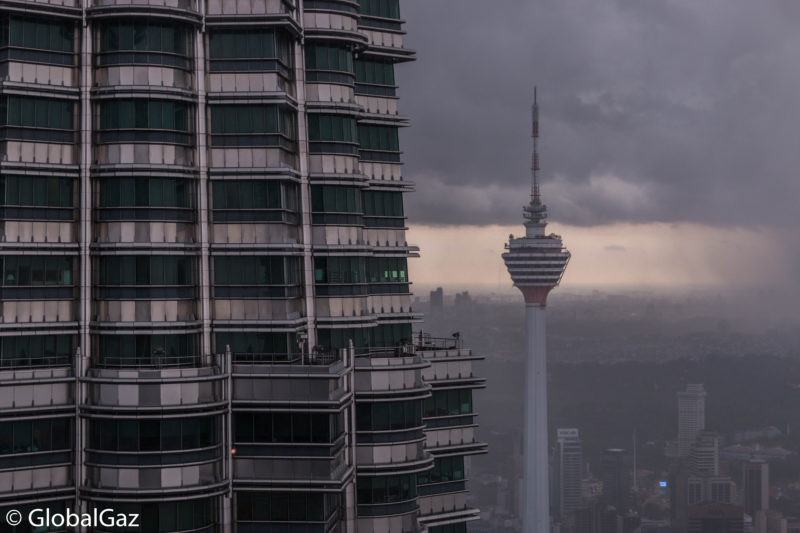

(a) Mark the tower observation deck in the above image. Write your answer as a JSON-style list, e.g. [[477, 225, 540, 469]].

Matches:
[[501, 88, 570, 533]]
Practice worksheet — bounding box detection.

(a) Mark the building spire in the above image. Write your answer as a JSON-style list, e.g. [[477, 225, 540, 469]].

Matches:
[[525, 86, 548, 228], [532, 86, 541, 205]]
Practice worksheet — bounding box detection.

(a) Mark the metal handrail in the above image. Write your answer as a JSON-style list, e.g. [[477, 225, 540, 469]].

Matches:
[[0, 356, 72, 369]]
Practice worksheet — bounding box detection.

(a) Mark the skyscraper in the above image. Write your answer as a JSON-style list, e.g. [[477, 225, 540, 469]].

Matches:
[[601, 448, 630, 514], [430, 287, 444, 316], [678, 384, 707, 457], [0, 1, 486, 531], [502, 89, 571, 533], [554, 428, 583, 521], [743, 460, 769, 516]]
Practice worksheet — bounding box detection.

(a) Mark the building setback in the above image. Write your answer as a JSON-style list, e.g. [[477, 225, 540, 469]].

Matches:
[[0, 0, 487, 531]]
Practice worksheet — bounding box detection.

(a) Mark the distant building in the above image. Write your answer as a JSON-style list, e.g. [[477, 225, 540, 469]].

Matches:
[[582, 476, 604, 501], [730, 427, 783, 444], [744, 460, 769, 516], [678, 384, 707, 457], [430, 287, 444, 316], [574, 501, 621, 533], [455, 290, 474, 310], [688, 503, 744, 533], [691, 431, 722, 476], [721, 444, 794, 462], [601, 448, 630, 513], [755, 509, 794, 533], [554, 428, 584, 520], [674, 431, 737, 533]]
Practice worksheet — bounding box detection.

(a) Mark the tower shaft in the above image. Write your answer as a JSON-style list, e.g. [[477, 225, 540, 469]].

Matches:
[[524, 304, 550, 533]]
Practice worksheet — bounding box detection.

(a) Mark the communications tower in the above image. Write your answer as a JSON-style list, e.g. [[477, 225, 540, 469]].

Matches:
[[502, 88, 571, 533]]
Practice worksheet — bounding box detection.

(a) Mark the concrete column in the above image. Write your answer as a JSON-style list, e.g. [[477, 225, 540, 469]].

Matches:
[[294, 3, 317, 349]]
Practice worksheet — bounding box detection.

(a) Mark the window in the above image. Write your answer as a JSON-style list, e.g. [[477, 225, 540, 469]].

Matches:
[[356, 400, 422, 431], [424, 389, 473, 418], [307, 114, 357, 143], [99, 99, 189, 131], [99, 19, 186, 55], [1, 96, 73, 129], [418, 456, 465, 485], [209, 29, 291, 65], [358, 0, 400, 19], [366, 257, 408, 283], [356, 474, 417, 504], [211, 180, 286, 210], [209, 105, 295, 136], [316, 328, 371, 352], [213, 256, 300, 285], [215, 332, 298, 362], [372, 323, 411, 347], [98, 256, 194, 285], [98, 177, 192, 208], [315, 324, 410, 352], [0, 335, 73, 367], [89, 417, 217, 452], [0, 175, 73, 208], [236, 492, 338, 523], [355, 60, 395, 86], [363, 191, 403, 217], [359, 124, 399, 152], [96, 334, 198, 367], [313, 256, 365, 284], [0, 418, 72, 455], [1, 256, 73, 286], [311, 186, 362, 213], [1, 15, 74, 52], [305, 44, 353, 73], [234, 412, 341, 444]]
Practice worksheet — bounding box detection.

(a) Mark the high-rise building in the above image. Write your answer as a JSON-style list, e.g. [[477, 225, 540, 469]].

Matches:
[[502, 89, 571, 533], [601, 448, 630, 514], [430, 287, 444, 316], [691, 431, 722, 476], [744, 460, 769, 516], [675, 431, 737, 532], [0, 1, 487, 531], [554, 428, 583, 521], [678, 384, 707, 457]]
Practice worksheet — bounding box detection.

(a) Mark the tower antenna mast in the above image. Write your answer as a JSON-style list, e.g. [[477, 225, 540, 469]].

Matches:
[[532, 86, 541, 206]]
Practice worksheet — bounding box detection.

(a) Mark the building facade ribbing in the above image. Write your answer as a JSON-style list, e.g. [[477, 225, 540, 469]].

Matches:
[[0, 0, 487, 531]]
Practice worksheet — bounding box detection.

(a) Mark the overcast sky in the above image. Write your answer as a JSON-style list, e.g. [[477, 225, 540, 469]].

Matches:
[[399, 0, 800, 229]]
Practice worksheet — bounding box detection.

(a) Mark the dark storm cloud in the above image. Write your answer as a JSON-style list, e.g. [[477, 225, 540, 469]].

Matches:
[[398, 0, 800, 227]]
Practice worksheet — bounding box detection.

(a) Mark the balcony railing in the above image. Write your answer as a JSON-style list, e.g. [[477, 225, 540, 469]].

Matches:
[[0, 356, 72, 369], [232, 351, 341, 366], [93, 354, 203, 369]]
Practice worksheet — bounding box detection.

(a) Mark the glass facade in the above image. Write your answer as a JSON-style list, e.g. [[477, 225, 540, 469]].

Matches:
[[0, 14, 74, 66], [95, 334, 198, 367]]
